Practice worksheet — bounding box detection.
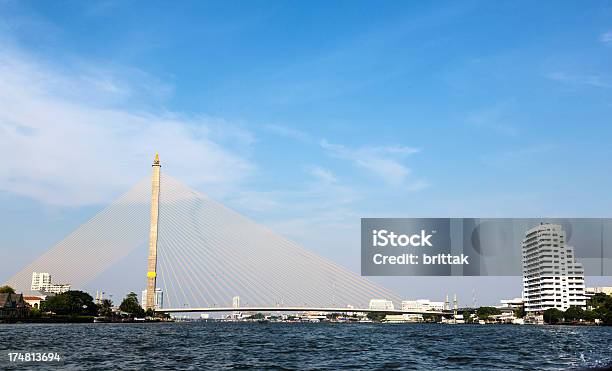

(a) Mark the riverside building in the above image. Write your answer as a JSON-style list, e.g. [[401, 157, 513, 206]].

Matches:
[[522, 223, 586, 312], [401, 299, 445, 321], [31, 272, 71, 294], [401, 299, 444, 312], [141, 288, 164, 309], [368, 299, 394, 310]]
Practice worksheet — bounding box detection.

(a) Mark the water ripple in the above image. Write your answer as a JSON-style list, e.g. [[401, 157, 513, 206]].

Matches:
[[0, 323, 611, 370]]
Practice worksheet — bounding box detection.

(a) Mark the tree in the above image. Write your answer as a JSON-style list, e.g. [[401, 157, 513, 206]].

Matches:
[[98, 299, 114, 317], [476, 306, 502, 320], [462, 310, 474, 323], [564, 306, 584, 322], [29, 307, 42, 318], [247, 312, 265, 320], [367, 312, 387, 322], [514, 306, 526, 319], [603, 310, 612, 326], [587, 293, 611, 309], [422, 313, 442, 322], [543, 308, 563, 324], [42, 291, 97, 315], [586, 293, 612, 325], [0, 285, 15, 294], [583, 310, 596, 322], [119, 292, 145, 317]]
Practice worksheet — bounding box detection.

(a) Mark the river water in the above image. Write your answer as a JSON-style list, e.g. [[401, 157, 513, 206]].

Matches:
[[1, 322, 611, 370]]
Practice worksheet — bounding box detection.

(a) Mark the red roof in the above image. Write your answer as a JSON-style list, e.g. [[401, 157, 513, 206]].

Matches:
[[23, 296, 42, 300]]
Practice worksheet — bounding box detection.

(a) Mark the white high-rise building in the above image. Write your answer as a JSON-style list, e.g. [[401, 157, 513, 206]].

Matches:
[[231, 296, 241, 319], [31, 272, 71, 294], [31, 272, 51, 291], [522, 223, 586, 312], [141, 288, 163, 309]]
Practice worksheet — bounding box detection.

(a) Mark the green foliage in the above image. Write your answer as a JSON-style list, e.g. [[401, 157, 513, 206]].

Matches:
[[119, 292, 145, 317], [543, 308, 563, 324], [588, 293, 612, 309], [29, 307, 42, 318], [98, 299, 114, 317], [42, 291, 97, 316], [583, 310, 595, 322], [476, 306, 502, 320], [0, 285, 16, 294], [462, 310, 474, 323], [422, 313, 441, 322], [564, 306, 584, 322], [367, 312, 387, 322], [586, 293, 612, 325], [514, 306, 526, 319], [603, 311, 612, 326], [247, 312, 265, 320], [145, 308, 155, 317]]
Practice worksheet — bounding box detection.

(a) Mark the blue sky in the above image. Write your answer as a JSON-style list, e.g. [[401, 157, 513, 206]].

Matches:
[[1, 0, 611, 304]]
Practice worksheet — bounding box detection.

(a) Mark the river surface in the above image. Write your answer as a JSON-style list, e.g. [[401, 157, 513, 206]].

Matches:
[[1, 322, 611, 370]]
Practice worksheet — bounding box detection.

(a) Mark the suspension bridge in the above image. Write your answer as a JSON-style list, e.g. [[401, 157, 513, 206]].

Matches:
[[6, 154, 446, 316]]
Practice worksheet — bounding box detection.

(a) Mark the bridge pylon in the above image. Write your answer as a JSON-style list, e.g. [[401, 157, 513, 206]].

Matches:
[[145, 153, 161, 310]]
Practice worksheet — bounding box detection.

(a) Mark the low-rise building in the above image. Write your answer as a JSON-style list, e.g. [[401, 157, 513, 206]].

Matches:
[[384, 314, 413, 323], [402, 299, 445, 311], [400, 299, 445, 321], [369, 299, 394, 310], [23, 295, 44, 309], [498, 297, 524, 310], [0, 293, 29, 319]]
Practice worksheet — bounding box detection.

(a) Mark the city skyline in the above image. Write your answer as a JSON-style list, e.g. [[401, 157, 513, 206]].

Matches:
[[5, 156, 610, 310], [1, 1, 612, 305]]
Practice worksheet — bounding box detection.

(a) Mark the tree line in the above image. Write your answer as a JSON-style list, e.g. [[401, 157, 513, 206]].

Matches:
[[543, 293, 612, 325], [0, 285, 158, 320]]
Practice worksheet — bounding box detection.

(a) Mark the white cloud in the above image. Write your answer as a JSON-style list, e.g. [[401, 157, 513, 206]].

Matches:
[[601, 31, 612, 46], [308, 166, 337, 184], [319, 139, 424, 190], [483, 144, 556, 167], [466, 103, 519, 137], [0, 45, 254, 206], [547, 72, 611, 89], [264, 124, 312, 143]]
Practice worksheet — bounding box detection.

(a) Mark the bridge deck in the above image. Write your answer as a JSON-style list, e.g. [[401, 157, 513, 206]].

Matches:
[[156, 307, 448, 315]]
